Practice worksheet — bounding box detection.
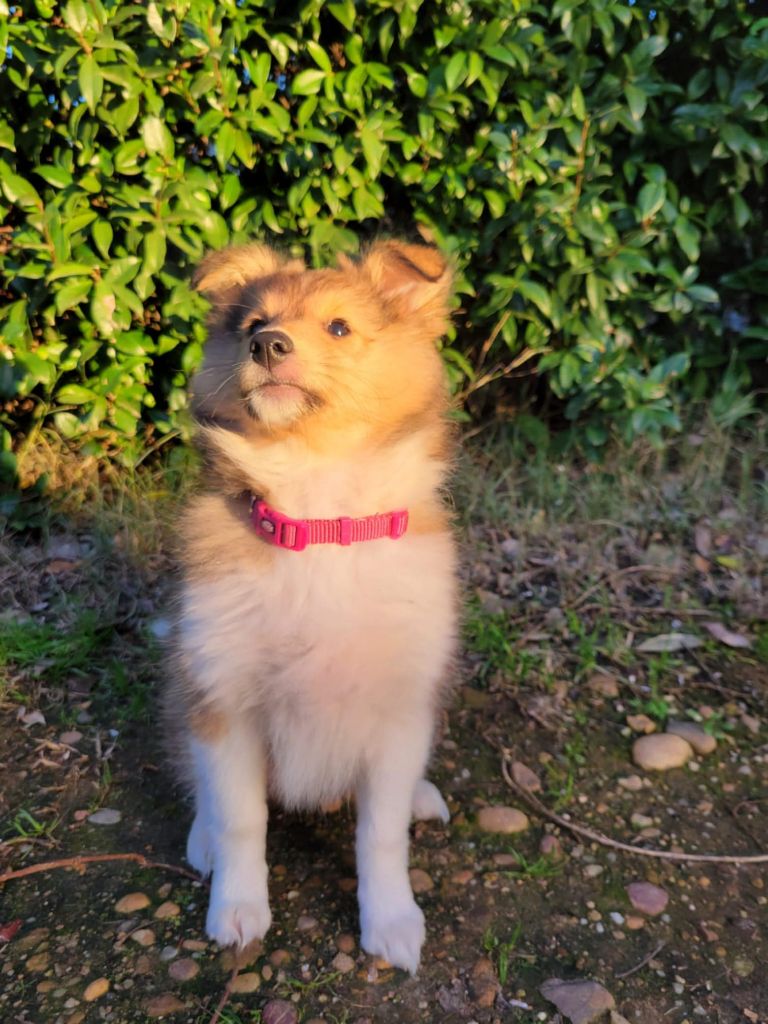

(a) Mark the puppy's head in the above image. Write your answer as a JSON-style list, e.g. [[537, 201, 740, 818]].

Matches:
[[191, 240, 453, 438]]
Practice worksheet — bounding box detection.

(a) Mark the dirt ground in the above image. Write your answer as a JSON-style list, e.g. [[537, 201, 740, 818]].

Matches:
[[1, 443, 767, 1024]]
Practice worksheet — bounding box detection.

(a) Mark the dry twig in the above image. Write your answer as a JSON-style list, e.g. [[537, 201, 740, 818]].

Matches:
[[0, 852, 201, 886], [501, 753, 768, 865], [207, 964, 241, 1024], [615, 940, 667, 980]]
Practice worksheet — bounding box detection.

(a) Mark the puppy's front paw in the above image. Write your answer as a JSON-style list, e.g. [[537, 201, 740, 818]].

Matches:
[[360, 898, 425, 974], [411, 779, 450, 824], [206, 893, 272, 949], [186, 814, 213, 877]]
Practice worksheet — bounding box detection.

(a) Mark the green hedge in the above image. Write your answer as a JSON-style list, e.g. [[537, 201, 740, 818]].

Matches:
[[2, 0, 767, 488]]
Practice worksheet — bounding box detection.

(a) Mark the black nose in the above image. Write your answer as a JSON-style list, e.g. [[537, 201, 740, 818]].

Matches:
[[250, 329, 294, 369]]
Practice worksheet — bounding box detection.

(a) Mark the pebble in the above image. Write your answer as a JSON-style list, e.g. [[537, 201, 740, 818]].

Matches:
[[26, 953, 50, 971], [666, 720, 717, 755], [540, 977, 615, 1024], [297, 915, 318, 931], [618, 775, 644, 792], [168, 958, 199, 982], [60, 731, 83, 745], [262, 999, 299, 1024], [539, 835, 564, 859], [160, 946, 178, 962], [145, 994, 186, 1017], [335, 933, 355, 954], [626, 881, 669, 916], [409, 868, 434, 893], [626, 714, 656, 734], [451, 869, 475, 885], [630, 813, 654, 829], [83, 978, 110, 1002], [469, 957, 499, 1008], [632, 734, 693, 771], [588, 673, 620, 698], [115, 892, 150, 914], [230, 972, 261, 993], [88, 808, 122, 825], [583, 864, 604, 878], [181, 939, 207, 951], [733, 957, 755, 978], [154, 902, 180, 920], [510, 761, 542, 792], [131, 929, 156, 947], [331, 952, 356, 974], [477, 806, 530, 834], [492, 853, 518, 867], [625, 915, 645, 930]]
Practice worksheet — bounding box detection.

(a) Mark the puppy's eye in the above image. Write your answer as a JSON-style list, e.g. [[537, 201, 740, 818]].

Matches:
[[327, 319, 350, 338], [247, 317, 267, 333]]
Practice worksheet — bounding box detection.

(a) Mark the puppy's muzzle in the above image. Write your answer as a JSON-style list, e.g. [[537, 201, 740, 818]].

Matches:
[[250, 329, 294, 370]]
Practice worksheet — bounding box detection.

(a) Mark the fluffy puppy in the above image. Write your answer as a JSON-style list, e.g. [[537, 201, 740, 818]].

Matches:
[[166, 239, 458, 973]]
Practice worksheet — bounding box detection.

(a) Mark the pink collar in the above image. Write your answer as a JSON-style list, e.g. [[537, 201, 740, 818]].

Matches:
[[250, 497, 408, 552]]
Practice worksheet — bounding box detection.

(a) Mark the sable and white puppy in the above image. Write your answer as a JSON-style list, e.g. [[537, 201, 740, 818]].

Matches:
[[166, 239, 458, 973]]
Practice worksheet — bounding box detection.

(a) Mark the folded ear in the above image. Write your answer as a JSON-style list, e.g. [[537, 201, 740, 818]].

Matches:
[[360, 241, 453, 325], [193, 243, 304, 300]]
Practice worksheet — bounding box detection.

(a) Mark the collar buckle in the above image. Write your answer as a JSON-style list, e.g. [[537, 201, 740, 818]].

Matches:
[[252, 500, 309, 551]]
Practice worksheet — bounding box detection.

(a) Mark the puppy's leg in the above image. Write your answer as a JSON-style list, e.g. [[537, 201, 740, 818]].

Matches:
[[411, 778, 450, 823], [356, 714, 434, 973], [190, 714, 271, 948]]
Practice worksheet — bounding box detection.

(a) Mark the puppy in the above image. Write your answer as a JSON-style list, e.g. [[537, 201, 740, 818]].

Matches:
[[166, 239, 458, 973]]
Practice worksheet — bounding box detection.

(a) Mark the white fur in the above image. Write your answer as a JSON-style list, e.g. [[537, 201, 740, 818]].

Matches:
[[179, 433, 455, 970]]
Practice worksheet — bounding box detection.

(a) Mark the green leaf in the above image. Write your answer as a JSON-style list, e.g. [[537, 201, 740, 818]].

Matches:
[[79, 54, 103, 112], [141, 116, 174, 160], [637, 181, 666, 220], [57, 384, 98, 404], [291, 69, 328, 96], [571, 84, 586, 120], [92, 220, 113, 259], [516, 279, 552, 318], [444, 52, 467, 93], [35, 165, 73, 188], [624, 83, 647, 120]]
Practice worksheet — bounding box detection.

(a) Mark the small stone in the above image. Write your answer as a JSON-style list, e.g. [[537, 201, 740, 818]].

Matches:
[[584, 864, 604, 878], [733, 957, 755, 978], [470, 957, 499, 1009], [626, 881, 669, 916], [88, 808, 122, 826], [135, 955, 154, 975], [269, 949, 292, 967], [83, 978, 110, 1002], [588, 673, 619, 698], [632, 734, 693, 771], [262, 999, 299, 1024], [666, 721, 716, 755], [25, 953, 50, 971], [335, 933, 355, 954], [741, 714, 760, 735], [168, 958, 199, 982], [451, 869, 474, 885], [409, 868, 434, 893], [510, 761, 542, 792], [630, 813, 654, 829], [477, 806, 529, 834], [219, 939, 262, 970], [618, 775, 644, 792], [492, 853, 518, 867], [626, 714, 656, 734], [131, 928, 156, 947], [115, 892, 150, 914], [540, 977, 615, 1024], [539, 834, 564, 859], [297, 914, 318, 931], [625, 915, 645, 930], [332, 952, 356, 974], [60, 731, 83, 745], [181, 939, 207, 951], [145, 993, 186, 1017], [159, 946, 178, 962], [230, 972, 261, 993], [154, 901, 180, 920]]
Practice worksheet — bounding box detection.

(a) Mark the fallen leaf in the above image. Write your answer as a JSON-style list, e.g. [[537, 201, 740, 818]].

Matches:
[[636, 633, 701, 653], [0, 920, 22, 943], [703, 621, 752, 649]]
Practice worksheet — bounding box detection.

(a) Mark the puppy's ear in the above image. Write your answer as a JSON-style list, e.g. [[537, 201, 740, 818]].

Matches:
[[193, 244, 304, 299], [360, 240, 453, 328]]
